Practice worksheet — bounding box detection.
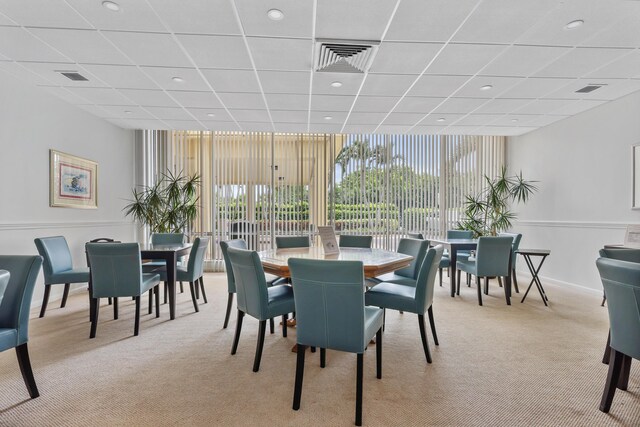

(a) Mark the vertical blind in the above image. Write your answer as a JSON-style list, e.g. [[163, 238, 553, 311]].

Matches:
[[136, 130, 504, 270]]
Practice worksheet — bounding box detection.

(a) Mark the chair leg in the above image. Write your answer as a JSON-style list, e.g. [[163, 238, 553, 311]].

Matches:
[[456, 270, 461, 294], [15, 343, 39, 398], [188, 281, 199, 313], [467, 273, 471, 287], [320, 348, 326, 368], [601, 294, 607, 307], [194, 280, 199, 299], [60, 283, 70, 308], [498, 276, 503, 288], [155, 286, 160, 318], [600, 349, 624, 412], [356, 353, 364, 426], [427, 306, 439, 346], [417, 314, 432, 363], [282, 313, 288, 338], [223, 293, 234, 329], [253, 320, 267, 372], [180, 281, 184, 294], [376, 328, 382, 379], [148, 289, 153, 315], [39, 284, 51, 318], [108, 297, 112, 305], [293, 344, 307, 410], [438, 268, 443, 287], [113, 297, 119, 320], [476, 278, 483, 306], [198, 277, 208, 303], [484, 277, 489, 295], [134, 296, 141, 336], [382, 308, 386, 332], [512, 268, 519, 293], [90, 298, 100, 339], [163, 282, 168, 304], [618, 355, 632, 390], [231, 310, 244, 355], [602, 331, 611, 364], [269, 318, 275, 334]]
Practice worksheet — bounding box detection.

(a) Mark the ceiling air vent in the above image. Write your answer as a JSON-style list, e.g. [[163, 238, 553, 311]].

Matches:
[[315, 39, 379, 73], [57, 71, 88, 81], [575, 84, 605, 94]]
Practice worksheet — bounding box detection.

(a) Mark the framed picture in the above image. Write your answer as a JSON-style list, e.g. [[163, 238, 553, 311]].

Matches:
[[50, 150, 98, 209], [634, 145, 640, 209]]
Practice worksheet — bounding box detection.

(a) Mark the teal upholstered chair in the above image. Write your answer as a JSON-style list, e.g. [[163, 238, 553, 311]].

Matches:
[[408, 232, 449, 287], [0, 256, 43, 398], [371, 238, 429, 286], [86, 243, 161, 338], [153, 237, 209, 313], [339, 235, 373, 248], [498, 232, 523, 293], [456, 236, 513, 306], [34, 236, 90, 318], [595, 257, 640, 413], [365, 246, 444, 363], [288, 258, 383, 427], [227, 247, 295, 372], [275, 235, 310, 249], [143, 233, 187, 293]]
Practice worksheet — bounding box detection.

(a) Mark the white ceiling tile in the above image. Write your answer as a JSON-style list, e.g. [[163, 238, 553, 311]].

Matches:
[[480, 45, 571, 77], [0, 27, 69, 62], [64, 87, 137, 105], [163, 120, 206, 131], [312, 72, 364, 95], [433, 98, 488, 114], [308, 123, 344, 133], [247, 37, 312, 71], [237, 121, 274, 132], [186, 108, 233, 122], [361, 74, 416, 96], [549, 99, 606, 116], [270, 110, 309, 123], [534, 47, 631, 78], [102, 31, 192, 67], [80, 64, 160, 89], [229, 109, 272, 122], [489, 114, 538, 126], [143, 106, 193, 120], [475, 98, 533, 114], [310, 111, 348, 123], [0, 0, 91, 28], [500, 78, 574, 99], [106, 118, 169, 130], [234, 0, 313, 38], [259, 70, 309, 94], [201, 69, 260, 93], [17, 62, 108, 87], [452, 114, 504, 126], [315, 0, 397, 41], [352, 96, 401, 113], [39, 86, 93, 105], [264, 93, 309, 110], [408, 75, 470, 97], [120, 89, 180, 107], [177, 35, 252, 69], [376, 125, 412, 134], [513, 99, 568, 115], [273, 123, 309, 133], [65, 0, 166, 32], [419, 114, 466, 126], [521, 115, 568, 128], [426, 44, 507, 75], [581, 11, 640, 48], [473, 126, 535, 136], [218, 92, 267, 109], [370, 42, 443, 74], [0, 62, 55, 86], [586, 50, 640, 79], [345, 112, 388, 125], [383, 113, 426, 126], [202, 121, 241, 131], [96, 105, 155, 119], [455, 76, 524, 98], [386, 0, 478, 42], [545, 79, 640, 101], [167, 90, 223, 108], [342, 124, 377, 134], [310, 95, 354, 111], [141, 67, 210, 91], [148, 0, 241, 35], [408, 126, 445, 135], [394, 97, 444, 113], [440, 126, 481, 135]]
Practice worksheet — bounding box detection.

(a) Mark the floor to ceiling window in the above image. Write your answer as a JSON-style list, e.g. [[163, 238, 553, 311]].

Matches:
[[136, 130, 504, 270]]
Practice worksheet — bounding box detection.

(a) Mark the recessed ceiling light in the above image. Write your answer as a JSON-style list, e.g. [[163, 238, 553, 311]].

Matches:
[[480, 84, 493, 91], [102, 1, 120, 12], [324, 116, 333, 120], [124, 110, 132, 114], [330, 81, 342, 88], [511, 119, 518, 123], [437, 118, 446, 122], [267, 9, 284, 20], [565, 19, 584, 30], [171, 76, 184, 83], [207, 113, 215, 117]]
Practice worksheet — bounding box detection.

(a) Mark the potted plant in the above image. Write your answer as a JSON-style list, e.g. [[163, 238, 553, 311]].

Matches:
[[124, 171, 200, 234], [457, 167, 537, 237]]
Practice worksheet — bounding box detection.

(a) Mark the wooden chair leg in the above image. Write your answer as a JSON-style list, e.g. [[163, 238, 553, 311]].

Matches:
[[198, 277, 208, 303], [90, 298, 100, 338], [15, 343, 39, 398], [601, 294, 607, 307], [467, 273, 471, 287], [418, 314, 432, 363], [618, 355, 632, 390], [602, 331, 611, 364], [113, 297, 119, 320], [382, 308, 386, 332], [155, 286, 160, 318], [231, 310, 244, 355], [477, 278, 483, 306], [39, 284, 51, 318], [293, 345, 306, 410], [498, 276, 503, 287], [600, 349, 624, 412], [427, 306, 439, 346], [180, 281, 184, 294], [223, 293, 234, 329], [356, 353, 364, 426], [188, 281, 199, 312], [253, 320, 267, 372], [282, 313, 288, 338], [320, 348, 326, 368], [133, 296, 141, 336], [148, 289, 153, 315], [163, 282, 168, 304], [456, 270, 461, 294], [269, 318, 275, 334], [512, 268, 519, 293], [108, 297, 112, 305], [438, 268, 443, 287], [194, 280, 199, 299], [376, 328, 382, 379], [484, 277, 489, 295], [60, 283, 70, 308]]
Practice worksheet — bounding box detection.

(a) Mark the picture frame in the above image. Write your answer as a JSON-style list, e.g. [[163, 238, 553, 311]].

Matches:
[[50, 150, 98, 209], [634, 145, 640, 209]]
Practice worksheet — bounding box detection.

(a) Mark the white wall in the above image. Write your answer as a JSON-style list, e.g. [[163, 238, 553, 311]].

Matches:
[[0, 72, 136, 308], [508, 91, 640, 292]]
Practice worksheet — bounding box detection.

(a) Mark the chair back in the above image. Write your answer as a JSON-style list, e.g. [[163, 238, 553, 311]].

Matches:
[[0, 256, 43, 349], [408, 232, 424, 239], [339, 235, 373, 248], [275, 236, 310, 249], [220, 239, 247, 293], [34, 236, 73, 280], [288, 258, 367, 353], [599, 248, 640, 263], [447, 230, 473, 239], [86, 243, 143, 298], [415, 246, 444, 313], [151, 233, 186, 245], [596, 257, 640, 359], [394, 238, 430, 279], [0, 270, 8, 307], [475, 236, 513, 277], [498, 232, 522, 267], [185, 237, 209, 279], [226, 247, 270, 320]]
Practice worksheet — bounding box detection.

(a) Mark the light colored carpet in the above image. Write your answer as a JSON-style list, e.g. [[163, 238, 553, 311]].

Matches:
[[0, 273, 638, 427]]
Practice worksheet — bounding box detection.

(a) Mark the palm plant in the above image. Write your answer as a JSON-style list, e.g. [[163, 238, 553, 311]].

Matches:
[[124, 171, 200, 234], [457, 167, 537, 237]]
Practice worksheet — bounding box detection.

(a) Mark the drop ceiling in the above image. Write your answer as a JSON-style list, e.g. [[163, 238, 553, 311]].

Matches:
[[1, 0, 640, 136]]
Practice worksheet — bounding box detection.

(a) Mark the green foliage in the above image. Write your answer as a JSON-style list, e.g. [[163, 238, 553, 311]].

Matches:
[[457, 167, 537, 237], [402, 207, 436, 232], [124, 171, 200, 233]]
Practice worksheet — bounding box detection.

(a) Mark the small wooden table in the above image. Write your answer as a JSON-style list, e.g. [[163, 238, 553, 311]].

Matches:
[[429, 238, 478, 297], [258, 247, 413, 279], [516, 249, 550, 306]]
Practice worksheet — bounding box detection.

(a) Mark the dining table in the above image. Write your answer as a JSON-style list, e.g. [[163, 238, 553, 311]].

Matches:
[[140, 242, 192, 320], [429, 238, 478, 297]]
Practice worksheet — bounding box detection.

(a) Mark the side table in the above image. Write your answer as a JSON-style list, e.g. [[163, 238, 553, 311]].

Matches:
[[516, 249, 551, 306]]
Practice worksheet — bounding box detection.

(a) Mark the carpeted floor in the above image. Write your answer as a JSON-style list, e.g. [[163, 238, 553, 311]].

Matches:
[[0, 273, 638, 427]]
